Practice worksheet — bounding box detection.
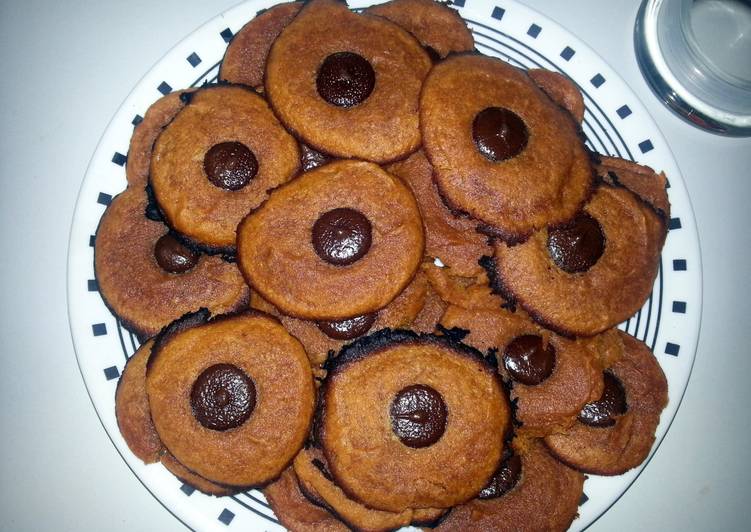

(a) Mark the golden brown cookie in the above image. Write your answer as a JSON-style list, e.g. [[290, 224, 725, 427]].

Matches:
[[545, 331, 668, 475], [146, 309, 315, 487], [410, 280, 447, 333], [94, 187, 249, 341], [423, 262, 503, 310], [528, 69, 585, 124], [264, 468, 349, 532], [436, 439, 584, 532], [160, 452, 237, 496], [265, 0, 431, 162], [366, 0, 474, 59], [319, 329, 509, 512], [219, 2, 303, 88], [149, 84, 300, 253], [251, 271, 428, 367], [596, 155, 670, 218], [492, 182, 667, 336], [237, 160, 424, 320], [293, 446, 444, 531], [440, 305, 604, 437], [420, 54, 593, 242], [388, 151, 491, 277]]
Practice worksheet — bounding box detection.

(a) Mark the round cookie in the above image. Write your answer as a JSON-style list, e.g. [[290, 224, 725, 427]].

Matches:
[[251, 271, 428, 366], [492, 182, 667, 336], [94, 187, 249, 341], [544, 331, 668, 475], [265, 0, 431, 162], [435, 439, 584, 532], [146, 309, 315, 487], [264, 468, 349, 532], [365, 0, 474, 59], [237, 160, 424, 320], [219, 2, 303, 88], [319, 329, 510, 512], [149, 84, 300, 253], [293, 446, 445, 531], [528, 69, 585, 124], [439, 304, 605, 437], [388, 151, 491, 277], [420, 54, 593, 242]]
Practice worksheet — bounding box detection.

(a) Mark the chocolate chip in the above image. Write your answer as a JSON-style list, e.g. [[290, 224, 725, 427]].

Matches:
[[190, 363, 256, 431], [154, 233, 199, 273], [300, 144, 331, 172], [478, 451, 522, 499], [578, 372, 627, 427], [547, 213, 605, 273], [317, 313, 377, 340], [203, 141, 258, 191], [503, 335, 555, 385], [312, 208, 372, 266], [390, 384, 448, 448], [316, 52, 375, 108], [472, 107, 528, 162]]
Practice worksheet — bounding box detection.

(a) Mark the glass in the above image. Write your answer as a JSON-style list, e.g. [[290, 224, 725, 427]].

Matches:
[[634, 0, 751, 136]]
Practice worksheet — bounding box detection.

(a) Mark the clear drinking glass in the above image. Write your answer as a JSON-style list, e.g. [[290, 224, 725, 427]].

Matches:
[[634, 0, 751, 136]]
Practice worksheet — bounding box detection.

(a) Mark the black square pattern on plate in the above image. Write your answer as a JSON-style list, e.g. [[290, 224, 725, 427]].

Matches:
[[560, 46, 575, 61], [672, 301, 687, 313], [89, 235, 96, 247], [665, 342, 680, 356], [131, 114, 143, 126], [673, 259, 687, 271], [104, 366, 120, 380], [617, 104, 632, 119], [639, 139, 654, 153], [158, 81, 172, 95], [452, 0, 465, 6], [97, 192, 112, 206], [87, 279, 98, 292], [527, 24, 541, 38], [590, 73, 605, 88], [187, 52, 202, 67], [491, 6, 505, 20], [669, 217, 682, 230], [92, 323, 107, 336], [579, 492, 589, 505], [220, 28, 233, 43], [218, 509, 235, 525], [180, 483, 196, 496], [111, 152, 127, 166]]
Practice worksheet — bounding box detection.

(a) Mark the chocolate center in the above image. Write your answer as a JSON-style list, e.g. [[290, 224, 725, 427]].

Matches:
[[472, 107, 529, 162], [316, 52, 376, 108], [390, 384, 448, 448], [203, 141, 258, 191], [503, 335, 555, 385], [578, 372, 627, 427], [317, 313, 377, 340], [154, 233, 199, 273], [478, 451, 522, 499], [190, 363, 256, 431], [547, 213, 605, 273], [312, 208, 372, 266]]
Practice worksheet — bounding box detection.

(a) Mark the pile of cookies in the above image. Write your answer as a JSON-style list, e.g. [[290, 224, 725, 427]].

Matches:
[[98, 0, 671, 530]]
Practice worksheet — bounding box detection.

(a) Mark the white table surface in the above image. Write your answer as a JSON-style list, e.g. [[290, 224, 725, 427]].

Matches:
[[1, 0, 750, 530]]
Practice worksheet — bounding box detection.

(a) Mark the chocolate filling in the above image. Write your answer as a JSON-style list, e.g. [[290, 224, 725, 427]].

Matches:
[[503, 335, 555, 385], [154, 233, 199, 273], [203, 141, 258, 191], [472, 107, 528, 162], [316, 52, 376, 108], [312, 208, 372, 266], [478, 451, 522, 499], [190, 363, 256, 431], [390, 384, 448, 448], [317, 313, 377, 340], [578, 372, 627, 427], [547, 213, 605, 273]]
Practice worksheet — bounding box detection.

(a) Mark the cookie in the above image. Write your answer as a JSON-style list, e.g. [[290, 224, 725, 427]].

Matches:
[[596, 155, 670, 218], [388, 150, 491, 277], [265, 0, 431, 162], [544, 331, 668, 475], [237, 160, 424, 320], [410, 280, 448, 333], [160, 452, 237, 496], [318, 329, 509, 512], [420, 54, 593, 241], [149, 84, 300, 253], [440, 305, 605, 437], [365, 0, 474, 59], [423, 262, 503, 311], [94, 187, 249, 340], [251, 270, 428, 366], [146, 309, 315, 487], [264, 468, 349, 532], [492, 182, 667, 336], [436, 439, 584, 532], [293, 446, 445, 531], [528, 69, 585, 124], [219, 2, 303, 88]]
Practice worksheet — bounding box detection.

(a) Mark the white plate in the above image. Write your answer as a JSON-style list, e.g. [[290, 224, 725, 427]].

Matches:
[[67, 0, 702, 530]]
